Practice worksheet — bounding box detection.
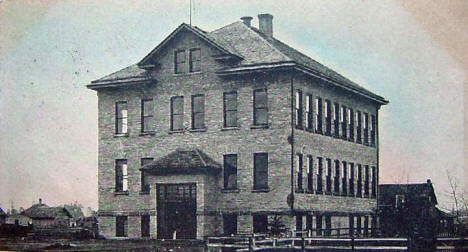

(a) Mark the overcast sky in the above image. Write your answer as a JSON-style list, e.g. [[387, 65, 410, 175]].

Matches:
[[0, 0, 466, 211]]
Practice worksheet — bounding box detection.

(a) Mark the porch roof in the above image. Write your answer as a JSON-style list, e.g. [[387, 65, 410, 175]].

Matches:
[[140, 148, 222, 175]]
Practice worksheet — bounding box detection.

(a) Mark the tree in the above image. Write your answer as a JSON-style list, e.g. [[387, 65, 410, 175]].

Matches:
[[445, 170, 468, 234], [267, 215, 287, 236]]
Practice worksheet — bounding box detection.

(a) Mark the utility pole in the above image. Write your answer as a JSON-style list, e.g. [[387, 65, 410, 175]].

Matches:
[[189, 0, 192, 26]]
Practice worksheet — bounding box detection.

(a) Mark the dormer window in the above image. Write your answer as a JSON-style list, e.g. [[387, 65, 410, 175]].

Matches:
[[174, 50, 186, 74], [189, 48, 201, 72]]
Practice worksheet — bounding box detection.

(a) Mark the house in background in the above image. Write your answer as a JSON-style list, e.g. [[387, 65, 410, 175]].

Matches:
[[0, 207, 7, 225], [21, 199, 74, 229], [88, 13, 387, 239]]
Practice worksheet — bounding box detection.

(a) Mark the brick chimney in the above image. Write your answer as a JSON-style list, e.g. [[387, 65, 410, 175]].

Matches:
[[241, 16, 253, 27], [258, 13, 273, 37]]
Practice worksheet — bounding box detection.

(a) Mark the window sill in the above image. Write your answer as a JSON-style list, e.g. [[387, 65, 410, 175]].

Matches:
[[114, 191, 129, 195], [114, 133, 129, 138], [139, 191, 150, 195], [221, 127, 240, 131], [295, 189, 305, 193], [189, 128, 207, 133], [251, 188, 270, 193], [173, 72, 202, 77], [250, 124, 269, 130], [168, 130, 185, 134], [222, 189, 240, 193], [139, 131, 155, 136]]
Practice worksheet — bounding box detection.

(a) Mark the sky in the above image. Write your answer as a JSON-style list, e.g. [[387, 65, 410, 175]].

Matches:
[[0, 0, 466, 211]]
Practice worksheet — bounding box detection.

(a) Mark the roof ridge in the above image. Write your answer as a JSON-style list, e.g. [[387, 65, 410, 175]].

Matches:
[[209, 21, 243, 33]]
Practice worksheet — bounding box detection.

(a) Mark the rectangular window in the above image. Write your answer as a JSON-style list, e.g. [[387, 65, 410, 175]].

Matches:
[[334, 160, 340, 194], [141, 158, 153, 192], [115, 102, 128, 134], [296, 153, 303, 191], [349, 163, 355, 196], [371, 115, 376, 146], [334, 103, 340, 137], [223, 154, 237, 190], [189, 48, 201, 72], [306, 94, 313, 130], [316, 157, 323, 193], [341, 105, 347, 139], [253, 153, 268, 190], [253, 214, 268, 233], [325, 216, 332, 236], [364, 113, 369, 144], [356, 216, 362, 235], [364, 165, 370, 197], [223, 91, 237, 128], [295, 90, 303, 129], [170, 96, 184, 131], [307, 155, 314, 193], [174, 50, 185, 74], [349, 108, 354, 141], [364, 216, 369, 236], [316, 215, 323, 236], [356, 111, 362, 143], [326, 158, 332, 193], [357, 164, 362, 197], [325, 100, 331, 135], [315, 97, 323, 133], [296, 214, 303, 232], [191, 94, 205, 129], [371, 166, 377, 198], [223, 214, 237, 235], [306, 215, 313, 231], [141, 99, 154, 133], [116, 216, 128, 237], [115, 160, 128, 192], [141, 215, 150, 237], [342, 161, 347, 196], [253, 89, 268, 126]]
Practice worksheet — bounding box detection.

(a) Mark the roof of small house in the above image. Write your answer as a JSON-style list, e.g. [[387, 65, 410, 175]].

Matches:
[[140, 148, 222, 175], [0, 207, 7, 217], [379, 180, 438, 205], [88, 19, 387, 104], [21, 203, 73, 220]]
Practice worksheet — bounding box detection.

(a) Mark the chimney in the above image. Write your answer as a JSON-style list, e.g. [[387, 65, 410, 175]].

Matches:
[[39, 198, 42, 204], [241, 16, 253, 27], [427, 179, 431, 184], [258, 13, 273, 37]]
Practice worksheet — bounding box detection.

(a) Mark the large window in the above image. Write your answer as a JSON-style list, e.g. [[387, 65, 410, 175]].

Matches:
[[223, 91, 238, 128], [326, 158, 332, 194], [349, 163, 355, 196], [296, 153, 303, 191], [170, 96, 184, 131], [371, 115, 376, 146], [116, 216, 128, 237], [295, 90, 303, 129], [253, 214, 268, 233], [306, 94, 313, 130], [223, 214, 237, 235], [356, 111, 362, 143], [189, 48, 201, 72], [325, 100, 331, 135], [341, 105, 347, 139], [348, 108, 354, 141], [315, 97, 323, 133], [364, 113, 369, 145], [342, 161, 348, 196], [141, 158, 153, 192], [174, 50, 186, 74], [141, 99, 154, 133], [357, 164, 363, 197], [115, 160, 128, 192], [316, 157, 323, 193], [334, 103, 340, 137], [115, 101, 128, 134], [141, 215, 150, 237], [253, 89, 268, 126], [364, 165, 370, 197], [371, 166, 377, 198], [307, 155, 314, 193], [316, 215, 323, 236], [334, 160, 340, 194], [253, 153, 268, 190], [191, 94, 205, 129], [223, 154, 237, 190]]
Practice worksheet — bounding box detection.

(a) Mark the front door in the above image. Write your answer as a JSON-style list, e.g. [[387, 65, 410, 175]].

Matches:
[[157, 183, 197, 239]]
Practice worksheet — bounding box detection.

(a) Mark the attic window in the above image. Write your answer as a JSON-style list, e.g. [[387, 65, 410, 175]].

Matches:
[[189, 48, 201, 72], [175, 50, 186, 74]]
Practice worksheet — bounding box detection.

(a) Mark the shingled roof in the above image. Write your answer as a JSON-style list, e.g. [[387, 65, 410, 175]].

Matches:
[[379, 180, 438, 205], [140, 148, 222, 175], [21, 203, 73, 220], [88, 17, 387, 104]]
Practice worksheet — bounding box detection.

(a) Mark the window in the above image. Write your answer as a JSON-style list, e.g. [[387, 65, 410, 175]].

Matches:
[[364, 113, 369, 144], [315, 97, 323, 133], [334, 103, 340, 137], [116, 216, 128, 237], [325, 100, 331, 135], [356, 216, 362, 235], [348, 108, 354, 141], [296, 214, 303, 232], [364, 165, 370, 197], [363, 216, 369, 236], [296, 153, 303, 191], [349, 215, 355, 235], [170, 96, 184, 131], [141, 99, 154, 133], [334, 160, 340, 194], [325, 216, 332, 236], [371, 115, 376, 146], [326, 158, 332, 193], [306, 94, 313, 130], [253, 214, 268, 233], [253, 89, 268, 126], [349, 163, 355, 196], [307, 155, 314, 193], [223, 154, 237, 190], [341, 105, 347, 139], [174, 50, 185, 74], [223, 91, 237, 128], [316, 215, 323, 236], [115, 102, 128, 134], [306, 215, 313, 232], [316, 157, 323, 193], [141, 215, 150, 237], [253, 153, 268, 190], [189, 48, 201, 72], [342, 161, 347, 196], [357, 164, 362, 197], [191, 94, 205, 129], [141, 158, 153, 192], [356, 111, 362, 143], [115, 160, 128, 192], [295, 90, 303, 129], [223, 214, 237, 235], [371, 166, 377, 198], [395, 194, 405, 208]]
